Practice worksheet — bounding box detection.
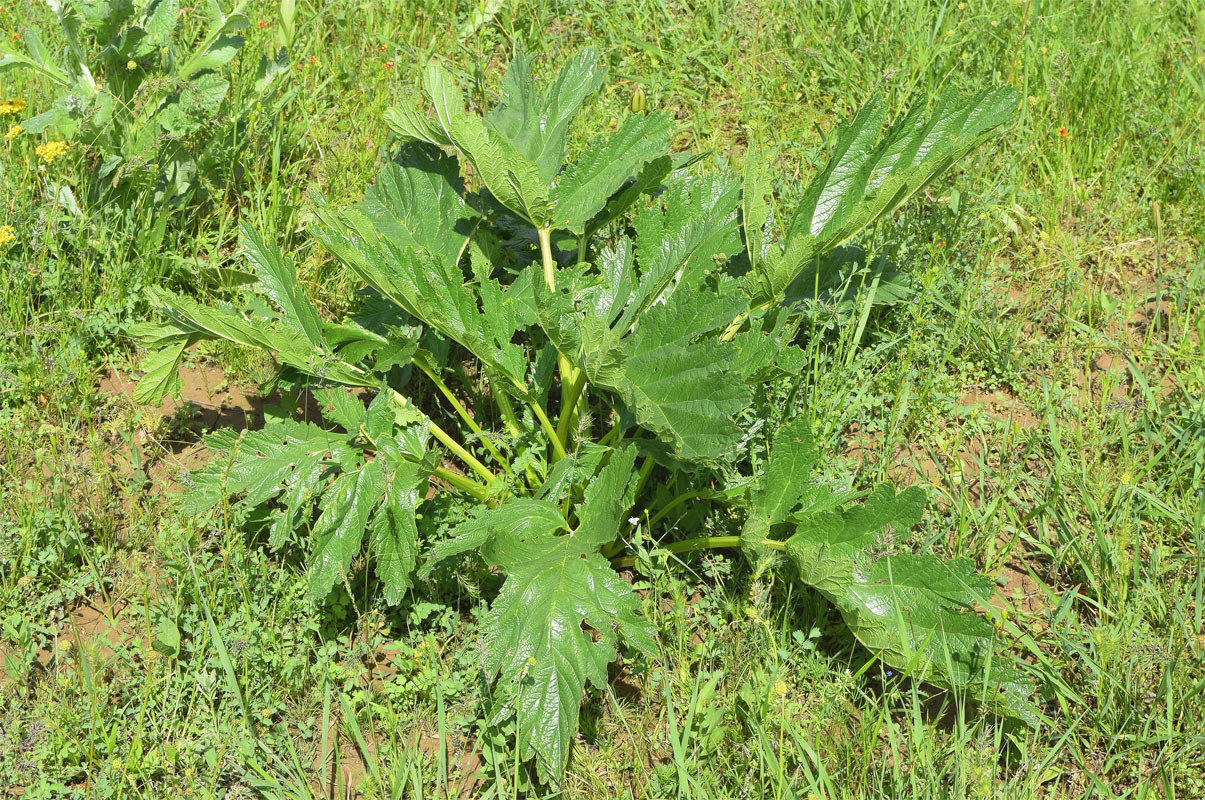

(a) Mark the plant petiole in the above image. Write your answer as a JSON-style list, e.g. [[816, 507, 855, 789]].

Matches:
[[608, 535, 786, 569]]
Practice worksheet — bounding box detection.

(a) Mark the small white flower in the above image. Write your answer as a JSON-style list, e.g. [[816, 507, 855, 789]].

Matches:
[[628, 517, 640, 526]]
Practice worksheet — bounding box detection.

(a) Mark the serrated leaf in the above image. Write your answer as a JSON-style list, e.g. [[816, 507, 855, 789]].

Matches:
[[421, 62, 552, 225], [384, 98, 452, 147], [142, 0, 178, 41], [426, 498, 567, 571], [787, 484, 926, 593], [133, 333, 196, 404], [597, 291, 750, 462], [241, 222, 325, 348], [308, 460, 384, 601], [574, 445, 638, 546], [487, 48, 606, 183], [549, 112, 672, 234], [183, 33, 243, 77], [155, 72, 229, 137], [148, 289, 367, 387], [782, 484, 1033, 717], [481, 454, 653, 782], [315, 150, 532, 395], [484, 545, 653, 783], [355, 142, 479, 269], [740, 416, 818, 563], [369, 460, 425, 604], [314, 387, 367, 432], [751, 417, 818, 524], [625, 172, 743, 330], [746, 87, 1018, 307], [183, 421, 353, 517]]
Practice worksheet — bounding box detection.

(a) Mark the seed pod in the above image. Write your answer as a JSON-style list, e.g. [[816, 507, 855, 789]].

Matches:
[[630, 85, 646, 114]]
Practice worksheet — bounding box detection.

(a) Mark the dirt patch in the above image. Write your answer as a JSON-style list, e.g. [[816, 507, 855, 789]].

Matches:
[[958, 387, 1041, 430], [100, 363, 269, 435], [97, 362, 341, 494], [1, 597, 144, 689]]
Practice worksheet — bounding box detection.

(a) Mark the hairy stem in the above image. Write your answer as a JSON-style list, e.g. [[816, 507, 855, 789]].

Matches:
[[432, 466, 490, 501], [537, 226, 581, 459], [609, 536, 785, 569], [554, 368, 588, 452], [494, 387, 523, 438], [388, 389, 495, 485], [633, 455, 656, 499], [415, 360, 509, 471], [649, 490, 711, 526], [530, 399, 568, 461]]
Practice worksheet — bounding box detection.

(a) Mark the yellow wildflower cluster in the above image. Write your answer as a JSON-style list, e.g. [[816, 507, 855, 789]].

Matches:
[[35, 140, 70, 163], [5, 124, 20, 140], [0, 97, 26, 115], [0, 225, 15, 247]]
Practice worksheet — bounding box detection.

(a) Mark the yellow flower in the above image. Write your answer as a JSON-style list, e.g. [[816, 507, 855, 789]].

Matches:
[[0, 226, 14, 247], [0, 97, 27, 115], [5, 123, 20, 140], [35, 140, 70, 163]]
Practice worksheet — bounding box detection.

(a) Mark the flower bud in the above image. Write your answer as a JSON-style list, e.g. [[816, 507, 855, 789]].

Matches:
[[630, 85, 646, 114]]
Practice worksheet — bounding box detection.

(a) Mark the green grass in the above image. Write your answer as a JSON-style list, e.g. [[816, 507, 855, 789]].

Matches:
[[2, 0, 1203, 797]]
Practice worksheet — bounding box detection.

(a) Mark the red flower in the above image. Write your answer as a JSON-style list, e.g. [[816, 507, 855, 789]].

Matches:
[[308, 55, 317, 63], [257, 20, 269, 28], [1058, 126, 1068, 138]]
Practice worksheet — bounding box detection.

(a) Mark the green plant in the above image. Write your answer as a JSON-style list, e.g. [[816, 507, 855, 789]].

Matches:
[[1, 0, 289, 215], [136, 49, 1031, 783]]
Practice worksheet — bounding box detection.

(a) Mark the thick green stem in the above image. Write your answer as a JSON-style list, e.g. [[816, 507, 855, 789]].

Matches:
[[633, 455, 656, 499], [432, 466, 490, 501], [538, 227, 556, 291], [649, 491, 710, 526], [554, 368, 588, 452], [530, 399, 568, 461], [494, 388, 523, 438], [415, 361, 509, 471], [609, 536, 785, 569], [389, 389, 495, 485], [537, 226, 580, 460]]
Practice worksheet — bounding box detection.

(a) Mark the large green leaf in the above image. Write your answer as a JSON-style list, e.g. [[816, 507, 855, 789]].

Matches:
[[132, 332, 197, 404], [479, 448, 655, 783], [750, 416, 819, 525], [419, 62, 552, 225], [354, 142, 479, 269], [745, 87, 1018, 307], [314, 150, 533, 395], [309, 460, 385, 601], [241, 222, 325, 348], [315, 224, 531, 396], [142, 289, 367, 390], [549, 112, 672, 234], [625, 172, 744, 330], [154, 72, 230, 137], [596, 291, 750, 462], [486, 48, 606, 183], [739, 416, 818, 561], [368, 460, 426, 604], [783, 484, 1035, 719], [181, 421, 354, 516]]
